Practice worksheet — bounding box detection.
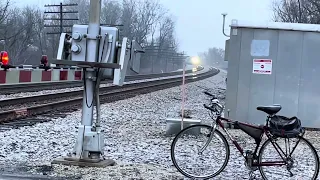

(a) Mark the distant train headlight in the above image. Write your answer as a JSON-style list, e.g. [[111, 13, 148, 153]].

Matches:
[[191, 56, 200, 65]]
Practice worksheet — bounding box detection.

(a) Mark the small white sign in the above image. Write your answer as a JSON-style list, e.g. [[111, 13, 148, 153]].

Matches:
[[253, 59, 272, 74], [251, 40, 270, 57]]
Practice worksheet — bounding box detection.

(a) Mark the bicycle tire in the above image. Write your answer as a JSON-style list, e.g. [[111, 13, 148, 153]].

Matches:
[[170, 124, 230, 179], [258, 136, 319, 180]]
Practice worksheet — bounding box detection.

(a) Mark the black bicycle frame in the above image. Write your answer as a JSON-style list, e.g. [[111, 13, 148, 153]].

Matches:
[[214, 115, 301, 167]]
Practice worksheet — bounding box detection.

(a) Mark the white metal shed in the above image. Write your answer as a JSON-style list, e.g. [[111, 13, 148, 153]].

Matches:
[[224, 19, 320, 128]]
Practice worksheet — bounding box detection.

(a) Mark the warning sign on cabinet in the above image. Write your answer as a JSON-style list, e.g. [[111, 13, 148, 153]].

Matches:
[[252, 59, 272, 74]]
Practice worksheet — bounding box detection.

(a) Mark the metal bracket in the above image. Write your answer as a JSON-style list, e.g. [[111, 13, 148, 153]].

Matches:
[[57, 33, 68, 60], [113, 37, 130, 85], [221, 13, 230, 37], [50, 59, 121, 69], [83, 34, 102, 40]]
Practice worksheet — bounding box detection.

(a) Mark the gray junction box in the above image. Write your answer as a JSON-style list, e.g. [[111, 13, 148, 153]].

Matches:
[[224, 19, 320, 128]]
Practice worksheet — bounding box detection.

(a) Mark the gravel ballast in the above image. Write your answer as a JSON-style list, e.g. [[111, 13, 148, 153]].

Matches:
[[0, 69, 318, 180], [0, 73, 195, 101]]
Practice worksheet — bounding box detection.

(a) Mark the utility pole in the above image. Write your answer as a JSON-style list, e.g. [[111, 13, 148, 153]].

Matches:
[[44, 3, 79, 35]]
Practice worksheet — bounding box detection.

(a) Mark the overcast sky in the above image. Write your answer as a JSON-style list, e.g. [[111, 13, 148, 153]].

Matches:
[[16, 0, 273, 56]]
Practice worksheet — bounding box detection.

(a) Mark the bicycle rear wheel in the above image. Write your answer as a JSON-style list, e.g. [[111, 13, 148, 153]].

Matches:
[[170, 124, 230, 179], [258, 136, 319, 180]]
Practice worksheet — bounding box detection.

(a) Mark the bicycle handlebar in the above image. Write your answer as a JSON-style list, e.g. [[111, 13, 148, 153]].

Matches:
[[204, 91, 216, 99], [203, 104, 216, 112], [203, 90, 225, 115]]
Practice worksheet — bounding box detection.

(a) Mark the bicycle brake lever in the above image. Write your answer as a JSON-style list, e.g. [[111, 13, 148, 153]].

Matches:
[[212, 99, 219, 103]]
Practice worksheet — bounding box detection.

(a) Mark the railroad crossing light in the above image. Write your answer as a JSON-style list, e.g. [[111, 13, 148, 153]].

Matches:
[[0, 51, 9, 66], [41, 55, 48, 66], [40, 55, 50, 71], [52, 25, 144, 86]]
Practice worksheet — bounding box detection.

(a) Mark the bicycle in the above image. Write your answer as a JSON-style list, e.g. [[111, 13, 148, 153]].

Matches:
[[170, 91, 319, 180]]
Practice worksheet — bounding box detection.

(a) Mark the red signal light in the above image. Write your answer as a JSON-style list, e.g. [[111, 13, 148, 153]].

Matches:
[[41, 55, 48, 65], [0, 51, 9, 65]]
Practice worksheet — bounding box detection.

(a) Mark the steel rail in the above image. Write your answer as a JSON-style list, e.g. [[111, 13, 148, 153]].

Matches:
[[0, 67, 203, 94], [0, 68, 219, 122], [0, 69, 203, 107]]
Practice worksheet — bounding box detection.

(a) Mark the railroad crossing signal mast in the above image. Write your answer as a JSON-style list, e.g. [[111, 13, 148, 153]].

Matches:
[[50, 0, 144, 167]]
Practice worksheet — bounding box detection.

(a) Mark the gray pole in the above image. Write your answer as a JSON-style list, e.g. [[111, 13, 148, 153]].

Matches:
[[77, 0, 101, 160], [60, 3, 63, 34], [82, 0, 101, 127], [52, 0, 116, 166]]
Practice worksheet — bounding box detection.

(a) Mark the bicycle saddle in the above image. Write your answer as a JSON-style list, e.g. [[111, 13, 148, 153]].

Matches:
[[257, 105, 282, 115]]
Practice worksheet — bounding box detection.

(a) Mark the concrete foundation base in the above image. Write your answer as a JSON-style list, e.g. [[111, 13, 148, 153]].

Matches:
[[51, 157, 116, 167], [166, 118, 202, 136]]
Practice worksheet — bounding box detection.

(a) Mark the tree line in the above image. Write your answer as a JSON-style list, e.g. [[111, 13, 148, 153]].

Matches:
[[0, 0, 183, 74], [272, 0, 320, 24], [198, 47, 226, 70]]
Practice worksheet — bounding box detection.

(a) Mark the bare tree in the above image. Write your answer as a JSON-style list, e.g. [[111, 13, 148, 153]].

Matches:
[[101, 0, 121, 25], [0, 0, 10, 25], [153, 16, 175, 72], [158, 16, 175, 48], [121, 0, 137, 40], [0, 0, 182, 71], [272, 0, 320, 24], [132, 0, 167, 45], [71, 0, 89, 24], [199, 47, 225, 68], [0, 0, 10, 50], [4, 6, 40, 65]]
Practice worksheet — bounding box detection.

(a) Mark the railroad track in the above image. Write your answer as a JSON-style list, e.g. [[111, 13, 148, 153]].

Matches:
[[0, 67, 203, 94], [0, 68, 219, 130]]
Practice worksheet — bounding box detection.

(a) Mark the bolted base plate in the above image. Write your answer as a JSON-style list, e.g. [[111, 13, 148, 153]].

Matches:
[[51, 157, 116, 168]]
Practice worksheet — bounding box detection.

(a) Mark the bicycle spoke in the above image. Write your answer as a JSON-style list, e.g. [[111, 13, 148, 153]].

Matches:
[[258, 137, 319, 180], [289, 137, 301, 157], [171, 125, 230, 179], [267, 138, 288, 163]]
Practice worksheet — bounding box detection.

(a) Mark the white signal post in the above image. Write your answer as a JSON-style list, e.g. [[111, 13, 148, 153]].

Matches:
[[50, 0, 144, 167], [77, 0, 100, 160], [81, 0, 100, 132]]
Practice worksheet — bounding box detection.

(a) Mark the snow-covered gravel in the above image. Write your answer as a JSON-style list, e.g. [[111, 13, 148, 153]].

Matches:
[[0, 70, 202, 101], [0, 68, 316, 179]]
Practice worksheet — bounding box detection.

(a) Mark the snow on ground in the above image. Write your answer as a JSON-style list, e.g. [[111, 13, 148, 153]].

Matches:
[[0, 69, 317, 180]]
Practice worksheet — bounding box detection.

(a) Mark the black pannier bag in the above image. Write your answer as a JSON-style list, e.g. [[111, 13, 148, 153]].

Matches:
[[269, 115, 305, 138]]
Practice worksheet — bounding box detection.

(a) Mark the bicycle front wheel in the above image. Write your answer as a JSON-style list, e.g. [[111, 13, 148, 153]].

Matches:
[[170, 124, 230, 179], [258, 136, 319, 180]]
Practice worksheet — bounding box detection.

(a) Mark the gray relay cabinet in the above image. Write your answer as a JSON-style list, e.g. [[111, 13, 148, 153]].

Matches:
[[224, 19, 320, 128]]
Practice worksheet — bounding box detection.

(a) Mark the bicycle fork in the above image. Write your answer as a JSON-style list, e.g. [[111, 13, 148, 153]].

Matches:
[[199, 124, 218, 154]]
